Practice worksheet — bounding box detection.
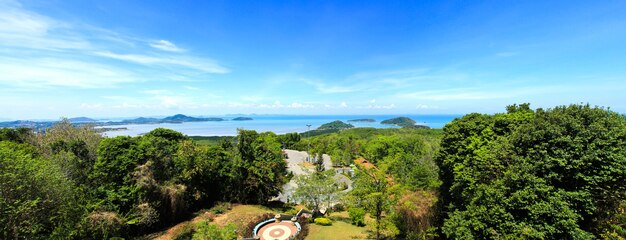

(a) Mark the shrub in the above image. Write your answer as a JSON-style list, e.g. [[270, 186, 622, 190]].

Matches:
[[210, 202, 231, 215], [314, 217, 332, 226], [333, 203, 346, 212], [193, 221, 237, 240], [284, 208, 298, 215], [348, 208, 366, 226]]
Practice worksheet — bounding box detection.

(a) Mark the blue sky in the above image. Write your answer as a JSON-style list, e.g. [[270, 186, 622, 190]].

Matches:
[[1, 0, 626, 119]]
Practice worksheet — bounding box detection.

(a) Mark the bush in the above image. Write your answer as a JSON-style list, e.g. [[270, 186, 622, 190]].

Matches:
[[348, 208, 366, 226], [333, 203, 346, 212], [193, 221, 237, 240], [314, 217, 332, 226], [210, 202, 231, 215], [284, 208, 299, 216]]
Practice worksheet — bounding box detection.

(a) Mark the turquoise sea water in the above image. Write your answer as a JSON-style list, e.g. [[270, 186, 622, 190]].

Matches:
[[99, 114, 461, 137]]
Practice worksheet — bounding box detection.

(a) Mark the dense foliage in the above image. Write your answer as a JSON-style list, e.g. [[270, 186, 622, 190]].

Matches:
[[5, 103, 624, 239], [0, 124, 287, 239], [298, 128, 442, 190], [299, 127, 443, 239], [436, 104, 626, 239]]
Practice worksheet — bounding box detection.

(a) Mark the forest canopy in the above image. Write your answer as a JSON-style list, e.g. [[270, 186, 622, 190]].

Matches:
[[436, 104, 626, 239]]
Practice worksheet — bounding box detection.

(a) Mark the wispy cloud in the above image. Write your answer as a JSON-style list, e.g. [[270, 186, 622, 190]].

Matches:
[[305, 68, 468, 95], [150, 40, 185, 52], [397, 87, 556, 101], [358, 103, 396, 109], [0, 56, 138, 88], [495, 51, 519, 57], [0, 0, 228, 90], [94, 51, 229, 74], [416, 104, 439, 109]]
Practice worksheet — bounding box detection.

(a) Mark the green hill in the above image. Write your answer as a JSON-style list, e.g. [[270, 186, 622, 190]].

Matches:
[[318, 120, 354, 130], [381, 117, 417, 128]]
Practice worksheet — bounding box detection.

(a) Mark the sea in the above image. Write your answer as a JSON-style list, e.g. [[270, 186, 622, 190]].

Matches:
[[99, 114, 461, 137]]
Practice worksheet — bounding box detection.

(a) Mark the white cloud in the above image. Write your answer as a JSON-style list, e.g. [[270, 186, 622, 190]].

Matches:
[[369, 99, 376, 103], [416, 104, 439, 109], [0, 57, 137, 88], [80, 103, 103, 109], [141, 89, 169, 95], [360, 103, 396, 109], [288, 102, 314, 109], [94, 51, 229, 74], [0, 0, 91, 51], [397, 87, 558, 101], [340, 102, 348, 108], [0, 0, 229, 91], [149, 40, 185, 52]]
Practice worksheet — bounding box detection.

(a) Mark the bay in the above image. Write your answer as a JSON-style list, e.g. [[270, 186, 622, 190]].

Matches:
[[99, 114, 461, 137]]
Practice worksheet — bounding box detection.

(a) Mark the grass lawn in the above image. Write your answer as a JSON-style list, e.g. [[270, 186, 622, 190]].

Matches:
[[212, 204, 275, 227], [306, 221, 368, 240]]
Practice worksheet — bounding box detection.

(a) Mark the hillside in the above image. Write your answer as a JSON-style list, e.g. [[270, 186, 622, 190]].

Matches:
[[232, 117, 253, 121], [347, 118, 376, 122], [381, 117, 417, 128], [162, 114, 224, 122], [317, 120, 354, 130], [69, 117, 96, 122]]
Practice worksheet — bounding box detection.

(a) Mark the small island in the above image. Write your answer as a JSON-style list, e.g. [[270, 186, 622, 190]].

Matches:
[[318, 120, 354, 130], [301, 120, 354, 137], [232, 117, 253, 121], [381, 117, 430, 129], [347, 118, 376, 122], [162, 114, 224, 123], [69, 117, 96, 123]]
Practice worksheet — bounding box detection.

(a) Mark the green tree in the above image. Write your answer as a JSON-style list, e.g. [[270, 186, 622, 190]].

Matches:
[[229, 130, 288, 203], [0, 141, 83, 239], [315, 154, 325, 172], [0, 127, 33, 143], [436, 104, 626, 239], [278, 132, 301, 149], [293, 170, 341, 213], [349, 167, 399, 239]]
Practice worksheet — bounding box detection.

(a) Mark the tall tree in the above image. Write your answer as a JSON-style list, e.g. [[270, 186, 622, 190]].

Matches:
[[293, 170, 341, 213], [349, 167, 399, 239], [229, 130, 288, 203]]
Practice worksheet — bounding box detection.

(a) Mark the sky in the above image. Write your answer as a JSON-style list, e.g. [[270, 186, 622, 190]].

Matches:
[[1, 0, 626, 120]]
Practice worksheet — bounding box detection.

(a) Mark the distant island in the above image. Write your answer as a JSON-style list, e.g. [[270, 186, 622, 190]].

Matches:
[[301, 120, 354, 137], [381, 117, 429, 129], [0, 114, 225, 131], [161, 114, 224, 123], [68, 117, 96, 123], [119, 114, 224, 124], [318, 120, 354, 130], [232, 117, 253, 121], [347, 118, 376, 122]]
